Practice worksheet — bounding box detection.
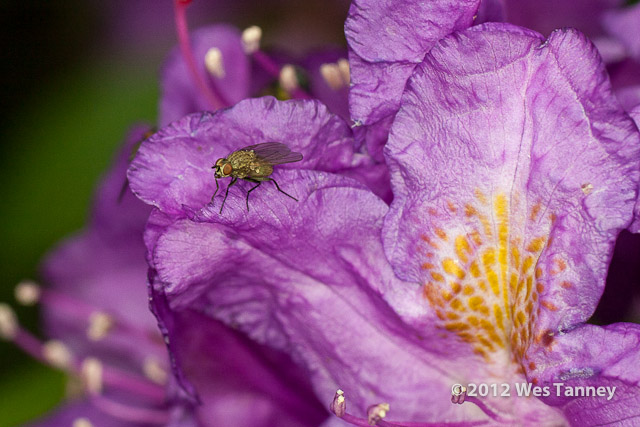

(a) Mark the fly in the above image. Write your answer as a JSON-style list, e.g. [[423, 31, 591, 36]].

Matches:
[[211, 142, 303, 213]]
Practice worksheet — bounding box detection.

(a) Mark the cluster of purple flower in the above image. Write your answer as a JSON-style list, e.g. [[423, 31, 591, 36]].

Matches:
[[3, 0, 640, 425]]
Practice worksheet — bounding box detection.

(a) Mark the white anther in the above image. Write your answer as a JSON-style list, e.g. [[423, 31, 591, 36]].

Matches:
[[14, 280, 41, 305], [337, 58, 350, 84], [143, 357, 168, 385], [72, 418, 93, 427], [43, 340, 73, 369], [82, 357, 103, 394], [0, 303, 18, 339], [242, 25, 262, 54], [87, 312, 114, 341], [279, 64, 299, 92], [320, 63, 344, 90], [367, 403, 390, 425], [204, 47, 225, 78], [330, 389, 346, 417]]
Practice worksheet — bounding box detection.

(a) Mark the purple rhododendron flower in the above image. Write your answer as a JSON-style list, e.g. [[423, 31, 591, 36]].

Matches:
[[160, 24, 350, 127], [128, 18, 640, 425], [7, 126, 327, 426]]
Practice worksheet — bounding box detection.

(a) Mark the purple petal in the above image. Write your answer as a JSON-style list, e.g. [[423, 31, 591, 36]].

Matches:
[[384, 22, 640, 368], [28, 399, 132, 427], [530, 323, 640, 424], [146, 169, 565, 423], [149, 293, 327, 426], [129, 97, 361, 216], [345, 0, 480, 158], [159, 25, 250, 126]]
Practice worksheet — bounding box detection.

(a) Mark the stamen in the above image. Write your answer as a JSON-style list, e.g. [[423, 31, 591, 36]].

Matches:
[[14, 280, 41, 305], [82, 357, 103, 394], [87, 311, 114, 341], [43, 340, 73, 369], [320, 63, 344, 90], [337, 58, 350, 84], [73, 418, 93, 427], [368, 403, 390, 425], [330, 389, 346, 417], [0, 303, 17, 339], [143, 356, 168, 385], [241, 25, 262, 54], [330, 390, 486, 426], [279, 64, 299, 92], [173, 0, 224, 110], [90, 394, 170, 424], [204, 47, 225, 78], [451, 384, 467, 404]]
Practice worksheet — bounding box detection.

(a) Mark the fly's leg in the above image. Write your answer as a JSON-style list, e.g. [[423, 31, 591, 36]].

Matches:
[[245, 181, 262, 211], [211, 177, 220, 204], [268, 178, 298, 202], [219, 177, 237, 214]]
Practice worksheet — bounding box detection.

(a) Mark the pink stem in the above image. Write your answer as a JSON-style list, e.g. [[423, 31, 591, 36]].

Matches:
[[173, 0, 225, 110]]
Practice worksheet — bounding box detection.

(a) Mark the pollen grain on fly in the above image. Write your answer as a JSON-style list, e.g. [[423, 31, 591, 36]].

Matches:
[[418, 192, 563, 371]]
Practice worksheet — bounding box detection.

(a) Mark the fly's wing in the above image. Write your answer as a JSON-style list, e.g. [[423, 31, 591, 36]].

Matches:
[[243, 142, 303, 165]]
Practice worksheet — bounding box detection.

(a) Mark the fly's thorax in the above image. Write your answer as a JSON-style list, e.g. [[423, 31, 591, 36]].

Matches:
[[228, 150, 259, 179]]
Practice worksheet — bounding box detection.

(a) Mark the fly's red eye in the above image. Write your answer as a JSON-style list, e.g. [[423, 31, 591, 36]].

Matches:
[[222, 163, 233, 175]]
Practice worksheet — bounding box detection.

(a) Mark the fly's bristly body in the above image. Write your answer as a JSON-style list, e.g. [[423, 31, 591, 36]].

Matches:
[[211, 142, 303, 213]]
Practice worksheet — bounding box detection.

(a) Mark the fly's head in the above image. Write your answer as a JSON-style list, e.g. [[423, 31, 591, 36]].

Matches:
[[213, 158, 233, 178]]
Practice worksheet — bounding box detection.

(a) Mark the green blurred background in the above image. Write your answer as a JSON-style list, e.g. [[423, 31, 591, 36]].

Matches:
[[0, 1, 348, 425]]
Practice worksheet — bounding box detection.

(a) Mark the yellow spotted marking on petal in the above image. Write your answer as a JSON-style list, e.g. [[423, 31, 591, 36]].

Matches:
[[419, 193, 557, 370]]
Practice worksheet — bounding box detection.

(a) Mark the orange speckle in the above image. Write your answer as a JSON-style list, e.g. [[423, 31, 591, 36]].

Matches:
[[428, 208, 438, 216], [421, 262, 435, 270], [435, 228, 448, 241], [541, 300, 558, 311], [529, 362, 536, 370], [455, 235, 471, 264], [441, 289, 453, 302], [536, 283, 545, 293], [516, 311, 526, 327], [431, 272, 445, 283], [470, 229, 482, 245], [521, 256, 534, 273], [465, 204, 477, 217], [469, 261, 481, 278], [530, 203, 542, 221], [478, 280, 488, 291], [526, 237, 546, 253], [463, 285, 474, 295], [436, 310, 445, 320], [446, 312, 460, 320], [532, 377, 538, 385], [445, 322, 469, 331], [467, 316, 479, 326], [493, 305, 505, 331], [451, 282, 462, 294], [447, 201, 457, 213], [451, 299, 465, 311], [535, 267, 543, 279], [421, 235, 440, 250], [560, 281, 572, 289], [443, 258, 466, 279], [555, 259, 567, 272], [468, 296, 485, 311], [474, 189, 488, 205]]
